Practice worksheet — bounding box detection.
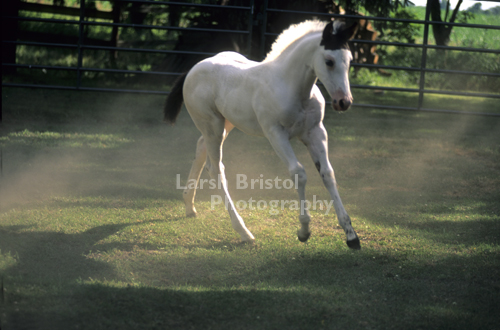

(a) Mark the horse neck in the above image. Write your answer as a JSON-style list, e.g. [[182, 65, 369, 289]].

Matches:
[[267, 33, 321, 99]]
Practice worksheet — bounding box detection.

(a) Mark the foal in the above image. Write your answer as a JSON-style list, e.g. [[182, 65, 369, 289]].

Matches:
[[165, 20, 361, 249]]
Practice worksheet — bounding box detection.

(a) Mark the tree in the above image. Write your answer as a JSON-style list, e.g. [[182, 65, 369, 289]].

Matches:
[[334, 0, 413, 29], [428, 0, 470, 46], [467, 3, 482, 14]]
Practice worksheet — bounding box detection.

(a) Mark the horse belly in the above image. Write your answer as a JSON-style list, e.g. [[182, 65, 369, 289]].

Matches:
[[214, 67, 265, 136], [216, 92, 264, 137]]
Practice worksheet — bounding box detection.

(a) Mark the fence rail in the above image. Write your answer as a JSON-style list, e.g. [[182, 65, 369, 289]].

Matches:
[[2, 0, 500, 116], [260, 1, 500, 116]]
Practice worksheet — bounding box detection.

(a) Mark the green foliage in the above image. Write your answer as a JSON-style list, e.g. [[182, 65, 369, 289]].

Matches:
[[380, 8, 421, 44], [337, 0, 413, 18], [352, 8, 500, 94], [467, 3, 500, 16], [5, 2, 500, 95], [424, 50, 500, 93], [369, 46, 500, 94], [456, 10, 474, 24]]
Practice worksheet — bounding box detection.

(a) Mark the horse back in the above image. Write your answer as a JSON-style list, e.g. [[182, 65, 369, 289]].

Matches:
[[183, 52, 267, 136]]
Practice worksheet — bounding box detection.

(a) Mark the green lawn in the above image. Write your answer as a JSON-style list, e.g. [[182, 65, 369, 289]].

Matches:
[[1, 87, 499, 329]]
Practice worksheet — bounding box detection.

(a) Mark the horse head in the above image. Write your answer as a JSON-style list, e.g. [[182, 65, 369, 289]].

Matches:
[[315, 21, 358, 111]]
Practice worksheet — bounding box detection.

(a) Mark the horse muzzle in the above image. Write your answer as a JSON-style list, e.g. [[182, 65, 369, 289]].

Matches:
[[331, 91, 352, 111]]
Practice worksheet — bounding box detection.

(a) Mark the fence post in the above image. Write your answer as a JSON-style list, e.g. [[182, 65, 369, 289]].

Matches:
[[259, 0, 269, 60], [76, 0, 85, 89], [2, 0, 20, 75], [247, 0, 255, 57], [418, 1, 431, 110]]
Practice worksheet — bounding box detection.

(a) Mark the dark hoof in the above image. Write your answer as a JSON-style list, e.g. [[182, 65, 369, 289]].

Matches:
[[346, 236, 361, 250], [186, 212, 197, 218], [298, 231, 311, 243]]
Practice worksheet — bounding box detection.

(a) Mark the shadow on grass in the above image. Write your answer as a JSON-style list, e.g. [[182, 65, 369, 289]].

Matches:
[[1, 192, 499, 330], [2, 241, 499, 330], [9, 282, 497, 330], [0, 223, 129, 283], [405, 217, 499, 247], [353, 196, 500, 248]]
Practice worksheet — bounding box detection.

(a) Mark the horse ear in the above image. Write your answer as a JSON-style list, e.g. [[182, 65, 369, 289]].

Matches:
[[320, 21, 334, 46], [342, 22, 358, 41]]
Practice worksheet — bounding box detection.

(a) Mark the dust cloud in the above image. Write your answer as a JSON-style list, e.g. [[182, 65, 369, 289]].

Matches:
[[1, 88, 499, 223], [0, 88, 199, 212], [0, 88, 290, 215]]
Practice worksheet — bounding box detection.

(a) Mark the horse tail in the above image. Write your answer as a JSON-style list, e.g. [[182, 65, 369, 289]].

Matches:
[[164, 72, 188, 124]]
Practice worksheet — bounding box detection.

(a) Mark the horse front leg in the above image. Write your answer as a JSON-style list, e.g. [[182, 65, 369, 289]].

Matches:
[[301, 123, 360, 250], [266, 126, 311, 242]]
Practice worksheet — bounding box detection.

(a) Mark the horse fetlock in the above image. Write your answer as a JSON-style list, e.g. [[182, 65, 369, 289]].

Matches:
[[292, 168, 307, 186], [240, 238, 256, 245], [185, 207, 197, 218], [339, 214, 352, 227], [298, 208, 311, 242], [299, 211, 311, 224], [183, 194, 196, 215], [186, 211, 197, 218], [240, 232, 255, 243]]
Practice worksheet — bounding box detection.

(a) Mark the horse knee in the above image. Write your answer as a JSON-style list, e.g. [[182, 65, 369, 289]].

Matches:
[[320, 169, 334, 179], [319, 170, 339, 190], [290, 165, 307, 187]]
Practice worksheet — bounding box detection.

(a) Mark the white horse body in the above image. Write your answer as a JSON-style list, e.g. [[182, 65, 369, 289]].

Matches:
[[184, 52, 265, 137], [165, 20, 361, 249]]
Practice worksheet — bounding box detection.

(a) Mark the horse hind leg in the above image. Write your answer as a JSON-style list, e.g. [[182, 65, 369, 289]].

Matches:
[[202, 124, 255, 243], [183, 135, 207, 217]]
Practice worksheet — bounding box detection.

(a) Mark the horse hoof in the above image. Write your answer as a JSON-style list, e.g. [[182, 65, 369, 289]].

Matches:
[[346, 237, 361, 250], [186, 212, 197, 218], [241, 239, 256, 245], [297, 231, 311, 243]]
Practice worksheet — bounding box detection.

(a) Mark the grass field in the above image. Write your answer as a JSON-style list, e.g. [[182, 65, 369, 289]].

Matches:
[[1, 87, 500, 329]]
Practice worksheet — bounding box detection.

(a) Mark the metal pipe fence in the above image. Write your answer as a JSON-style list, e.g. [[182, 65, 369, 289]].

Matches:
[[2, 0, 500, 116], [2, 0, 254, 94], [261, 1, 500, 116]]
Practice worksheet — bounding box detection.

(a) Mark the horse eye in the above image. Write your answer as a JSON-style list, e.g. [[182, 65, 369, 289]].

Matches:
[[325, 60, 334, 67]]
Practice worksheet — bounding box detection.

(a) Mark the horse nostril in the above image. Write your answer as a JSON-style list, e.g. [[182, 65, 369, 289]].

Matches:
[[339, 99, 351, 110]]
